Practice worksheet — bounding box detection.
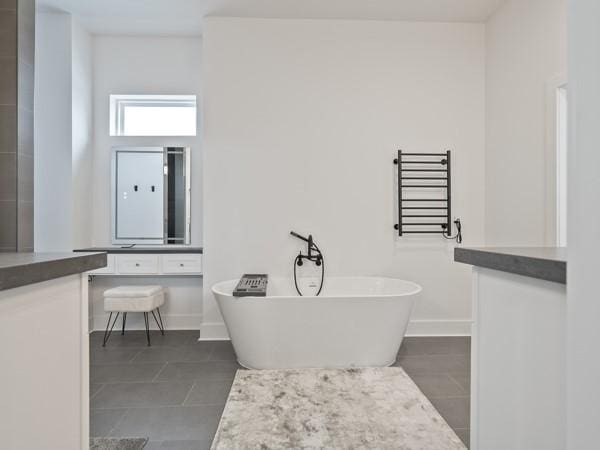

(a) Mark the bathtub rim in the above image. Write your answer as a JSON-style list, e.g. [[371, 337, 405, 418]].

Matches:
[[212, 276, 422, 299]]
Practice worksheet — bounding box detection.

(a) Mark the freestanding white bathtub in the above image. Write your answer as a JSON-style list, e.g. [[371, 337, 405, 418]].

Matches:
[[212, 277, 421, 369]]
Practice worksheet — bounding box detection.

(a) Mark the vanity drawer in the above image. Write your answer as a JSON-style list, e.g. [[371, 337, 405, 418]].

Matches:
[[117, 254, 159, 274], [162, 254, 202, 274], [89, 254, 116, 275]]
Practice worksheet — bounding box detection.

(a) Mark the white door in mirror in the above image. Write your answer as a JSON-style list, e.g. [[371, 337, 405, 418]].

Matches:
[[116, 152, 164, 240]]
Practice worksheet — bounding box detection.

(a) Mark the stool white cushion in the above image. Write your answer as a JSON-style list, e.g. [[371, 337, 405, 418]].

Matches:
[[104, 285, 164, 313]]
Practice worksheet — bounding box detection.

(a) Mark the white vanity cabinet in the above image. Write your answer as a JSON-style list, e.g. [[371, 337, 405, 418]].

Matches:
[[162, 254, 203, 274], [116, 254, 160, 274], [455, 247, 566, 450], [88, 252, 202, 276], [0, 253, 106, 450], [77, 248, 203, 331]]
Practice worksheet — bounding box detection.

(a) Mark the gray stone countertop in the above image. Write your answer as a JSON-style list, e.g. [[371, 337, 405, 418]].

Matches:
[[454, 247, 566, 284], [0, 252, 107, 291]]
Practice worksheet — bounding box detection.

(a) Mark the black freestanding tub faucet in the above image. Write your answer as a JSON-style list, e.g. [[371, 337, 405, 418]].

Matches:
[[290, 231, 324, 296]]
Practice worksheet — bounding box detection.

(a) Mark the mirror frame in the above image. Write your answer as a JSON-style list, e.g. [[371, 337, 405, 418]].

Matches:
[[110, 146, 191, 245]]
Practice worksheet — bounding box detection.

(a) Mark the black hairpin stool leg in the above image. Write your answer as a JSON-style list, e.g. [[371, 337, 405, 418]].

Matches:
[[157, 308, 165, 333], [103, 312, 120, 347], [121, 312, 127, 335], [151, 309, 165, 335], [143, 312, 151, 346]]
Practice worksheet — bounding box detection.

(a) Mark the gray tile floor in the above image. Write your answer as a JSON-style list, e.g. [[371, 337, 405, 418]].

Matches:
[[393, 336, 471, 446], [90, 331, 470, 449]]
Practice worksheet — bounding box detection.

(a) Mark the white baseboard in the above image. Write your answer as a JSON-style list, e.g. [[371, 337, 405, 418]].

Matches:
[[199, 322, 230, 340], [91, 313, 202, 332], [406, 319, 472, 336], [196, 319, 472, 341], [93, 316, 471, 337]]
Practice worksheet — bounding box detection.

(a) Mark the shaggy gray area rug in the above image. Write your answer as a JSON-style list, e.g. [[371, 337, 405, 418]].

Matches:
[[90, 437, 148, 450], [212, 367, 465, 450]]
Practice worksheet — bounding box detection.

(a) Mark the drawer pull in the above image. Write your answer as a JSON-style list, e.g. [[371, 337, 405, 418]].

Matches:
[[135, 263, 140, 267], [180, 263, 184, 267]]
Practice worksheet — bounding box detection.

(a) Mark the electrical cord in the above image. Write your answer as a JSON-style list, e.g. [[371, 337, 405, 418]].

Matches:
[[442, 219, 463, 244], [293, 242, 325, 296]]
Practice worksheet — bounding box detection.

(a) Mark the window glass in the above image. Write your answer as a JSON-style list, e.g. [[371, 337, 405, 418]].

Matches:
[[110, 95, 197, 136]]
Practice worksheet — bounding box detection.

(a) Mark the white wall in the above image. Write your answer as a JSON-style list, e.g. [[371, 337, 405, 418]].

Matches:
[[202, 18, 485, 338], [91, 36, 203, 247], [34, 12, 94, 251], [566, 1, 600, 448], [90, 36, 203, 331], [71, 20, 93, 249], [485, 0, 567, 245], [34, 12, 73, 251]]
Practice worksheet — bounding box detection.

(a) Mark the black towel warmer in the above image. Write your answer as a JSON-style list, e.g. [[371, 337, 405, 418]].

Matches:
[[393, 150, 462, 242]]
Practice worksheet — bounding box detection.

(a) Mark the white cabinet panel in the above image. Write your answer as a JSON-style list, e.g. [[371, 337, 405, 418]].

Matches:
[[162, 254, 202, 274], [471, 267, 566, 450], [116, 255, 159, 274], [0, 274, 88, 449]]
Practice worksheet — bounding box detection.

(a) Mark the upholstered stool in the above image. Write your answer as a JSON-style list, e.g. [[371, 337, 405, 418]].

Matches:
[[102, 285, 165, 347]]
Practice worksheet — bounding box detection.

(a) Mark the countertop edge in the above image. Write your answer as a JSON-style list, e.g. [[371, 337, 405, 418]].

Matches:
[[73, 247, 203, 254], [0, 253, 107, 292], [454, 247, 566, 285]]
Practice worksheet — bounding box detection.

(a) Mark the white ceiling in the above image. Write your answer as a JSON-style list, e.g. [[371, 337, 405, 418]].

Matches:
[[37, 0, 506, 36]]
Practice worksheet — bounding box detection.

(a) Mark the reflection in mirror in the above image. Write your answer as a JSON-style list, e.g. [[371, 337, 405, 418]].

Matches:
[[166, 148, 187, 244], [111, 146, 191, 245]]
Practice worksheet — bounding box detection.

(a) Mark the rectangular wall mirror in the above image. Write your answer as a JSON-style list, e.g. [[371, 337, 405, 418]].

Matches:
[[111, 146, 191, 245]]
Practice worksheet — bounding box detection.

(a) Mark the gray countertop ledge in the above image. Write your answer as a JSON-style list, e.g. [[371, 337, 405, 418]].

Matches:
[[0, 252, 107, 292], [74, 247, 203, 254], [454, 247, 567, 284]]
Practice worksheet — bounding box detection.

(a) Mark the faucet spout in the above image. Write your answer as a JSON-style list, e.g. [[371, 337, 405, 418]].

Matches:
[[290, 231, 309, 243]]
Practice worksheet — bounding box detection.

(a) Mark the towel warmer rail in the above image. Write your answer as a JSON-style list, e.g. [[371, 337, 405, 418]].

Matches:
[[393, 150, 461, 242]]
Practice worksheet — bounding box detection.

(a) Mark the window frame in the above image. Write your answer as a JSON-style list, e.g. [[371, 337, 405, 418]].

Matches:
[[544, 73, 568, 246], [556, 85, 568, 247], [109, 94, 197, 137]]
